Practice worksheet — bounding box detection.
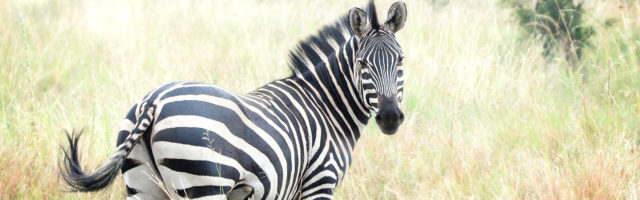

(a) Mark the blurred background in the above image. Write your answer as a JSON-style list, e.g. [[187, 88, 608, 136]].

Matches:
[[1, 0, 639, 199]]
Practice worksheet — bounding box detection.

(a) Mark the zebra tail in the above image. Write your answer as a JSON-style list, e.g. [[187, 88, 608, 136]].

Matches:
[[60, 130, 124, 192], [60, 103, 156, 192]]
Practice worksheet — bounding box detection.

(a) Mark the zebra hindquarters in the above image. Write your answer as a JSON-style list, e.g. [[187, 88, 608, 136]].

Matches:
[[146, 84, 269, 199], [150, 126, 248, 199]]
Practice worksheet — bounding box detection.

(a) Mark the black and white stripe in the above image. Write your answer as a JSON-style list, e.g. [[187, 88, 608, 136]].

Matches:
[[60, 1, 407, 199]]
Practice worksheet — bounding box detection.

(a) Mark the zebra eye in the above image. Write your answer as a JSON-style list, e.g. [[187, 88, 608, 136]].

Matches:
[[397, 57, 404, 66], [358, 60, 369, 69]]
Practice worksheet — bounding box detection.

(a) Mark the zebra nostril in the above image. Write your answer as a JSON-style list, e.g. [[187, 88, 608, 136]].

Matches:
[[389, 110, 403, 126], [376, 107, 403, 125], [376, 95, 404, 124], [375, 108, 403, 135]]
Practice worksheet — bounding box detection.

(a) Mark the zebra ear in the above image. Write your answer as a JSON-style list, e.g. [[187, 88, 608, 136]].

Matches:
[[349, 7, 370, 39], [385, 1, 407, 33]]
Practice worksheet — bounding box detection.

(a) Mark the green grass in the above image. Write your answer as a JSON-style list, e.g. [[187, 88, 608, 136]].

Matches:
[[1, 0, 639, 199]]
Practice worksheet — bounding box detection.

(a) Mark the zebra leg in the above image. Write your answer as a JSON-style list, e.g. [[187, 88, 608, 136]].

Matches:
[[117, 105, 169, 200], [122, 141, 169, 200], [228, 184, 254, 199]]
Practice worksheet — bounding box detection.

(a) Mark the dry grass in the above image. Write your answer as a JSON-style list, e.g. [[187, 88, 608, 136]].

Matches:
[[1, 0, 639, 199]]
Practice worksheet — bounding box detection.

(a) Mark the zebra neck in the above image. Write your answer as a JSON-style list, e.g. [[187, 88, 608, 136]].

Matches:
[[290, 37, 370, 143]]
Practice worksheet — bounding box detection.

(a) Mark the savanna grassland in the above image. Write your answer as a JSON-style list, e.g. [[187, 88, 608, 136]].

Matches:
[[1, 0, 639, 199]]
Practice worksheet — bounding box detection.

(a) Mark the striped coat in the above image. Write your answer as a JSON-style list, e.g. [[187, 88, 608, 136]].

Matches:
[[61, 1, 407, 199]]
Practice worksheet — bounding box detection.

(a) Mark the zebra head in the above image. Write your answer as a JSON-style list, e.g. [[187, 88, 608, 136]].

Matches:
[[349, 1, 407, 135]]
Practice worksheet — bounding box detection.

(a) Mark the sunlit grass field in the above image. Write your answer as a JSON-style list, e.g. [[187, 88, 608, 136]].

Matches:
[[1, 0, 639, 199]]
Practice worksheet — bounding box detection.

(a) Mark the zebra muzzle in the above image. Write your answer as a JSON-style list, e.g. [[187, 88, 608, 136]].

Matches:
[[375, 95, 404, 135]]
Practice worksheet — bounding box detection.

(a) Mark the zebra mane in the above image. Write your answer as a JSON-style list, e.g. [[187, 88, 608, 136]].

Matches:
[[368, 0, 381, 30], [287, 1, 379, 77], [286, 14, 352, 77]]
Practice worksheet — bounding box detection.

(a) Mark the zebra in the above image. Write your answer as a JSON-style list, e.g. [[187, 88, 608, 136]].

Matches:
[[61, 1, 407, 199]]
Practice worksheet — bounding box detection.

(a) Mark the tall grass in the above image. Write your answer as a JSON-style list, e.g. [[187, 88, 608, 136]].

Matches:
[[0, 0, 638, 199]]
